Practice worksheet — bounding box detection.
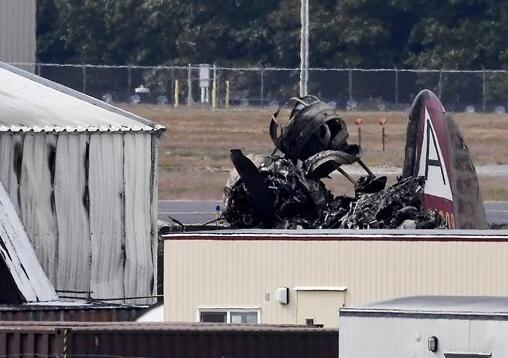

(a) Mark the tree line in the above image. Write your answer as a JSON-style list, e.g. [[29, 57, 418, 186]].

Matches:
[[37, 0, 508, 69]]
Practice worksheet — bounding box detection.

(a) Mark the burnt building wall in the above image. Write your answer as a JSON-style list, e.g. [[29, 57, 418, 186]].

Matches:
[[0, 131, 159, 304]]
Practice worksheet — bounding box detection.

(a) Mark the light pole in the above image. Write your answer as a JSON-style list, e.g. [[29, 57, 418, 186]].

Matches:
[[299, 0, 309, 97]]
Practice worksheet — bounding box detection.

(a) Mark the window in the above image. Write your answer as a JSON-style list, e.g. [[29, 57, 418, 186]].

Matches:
[[198, 308, 260, 324]]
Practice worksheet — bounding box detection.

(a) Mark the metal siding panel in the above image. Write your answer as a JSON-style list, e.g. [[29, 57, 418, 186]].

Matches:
[[20, 134, 59, 284], [150, 134, 159, 296], [54, 134, 91, 295], [123, 133, 154, 304], [0, 0, 35, 64], [0, 134, 23, 214], [89, 134, 125, 300]]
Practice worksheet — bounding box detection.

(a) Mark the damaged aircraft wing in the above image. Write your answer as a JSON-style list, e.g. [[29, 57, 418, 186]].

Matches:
[[0, 181, 57, 303]]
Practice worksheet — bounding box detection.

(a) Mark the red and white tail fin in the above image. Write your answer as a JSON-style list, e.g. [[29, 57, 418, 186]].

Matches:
[[403, 90, 456, 228], [403, 89, 489, 229]]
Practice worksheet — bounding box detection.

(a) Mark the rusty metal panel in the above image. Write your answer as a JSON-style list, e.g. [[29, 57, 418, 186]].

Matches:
[[0, 306, 146, 322], [0, 322, 338, 358], [65, 324, 338, 358], [0, 327, 60, 357]]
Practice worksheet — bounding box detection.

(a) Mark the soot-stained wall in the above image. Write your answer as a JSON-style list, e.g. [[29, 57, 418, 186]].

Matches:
[[0, 131, 158, 304]]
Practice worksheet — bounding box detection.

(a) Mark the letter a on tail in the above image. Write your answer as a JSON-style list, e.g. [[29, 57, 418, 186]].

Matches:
[[403, 90, 488, 229]]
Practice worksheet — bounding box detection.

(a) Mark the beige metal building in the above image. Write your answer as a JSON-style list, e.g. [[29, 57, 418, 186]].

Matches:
[[164, 229, 508, 327], [0, 0, 36, 65]]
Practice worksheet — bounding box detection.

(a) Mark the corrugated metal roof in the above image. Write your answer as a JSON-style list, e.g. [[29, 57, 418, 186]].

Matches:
[[0, 62, 165, 133]]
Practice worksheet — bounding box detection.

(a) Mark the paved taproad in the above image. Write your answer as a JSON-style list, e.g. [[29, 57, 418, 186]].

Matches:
[[158, 200, 508, 227]]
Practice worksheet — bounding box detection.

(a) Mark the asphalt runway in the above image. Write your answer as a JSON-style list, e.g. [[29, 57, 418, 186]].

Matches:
[[158, 200, 508, 227]]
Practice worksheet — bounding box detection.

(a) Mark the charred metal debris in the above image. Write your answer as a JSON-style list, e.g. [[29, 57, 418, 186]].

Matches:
[[222, 96, 446, 229]]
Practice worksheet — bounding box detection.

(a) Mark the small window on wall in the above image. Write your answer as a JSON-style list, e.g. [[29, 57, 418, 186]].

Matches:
[[200, 311, 227, 323], [199, 309, 260, 324]]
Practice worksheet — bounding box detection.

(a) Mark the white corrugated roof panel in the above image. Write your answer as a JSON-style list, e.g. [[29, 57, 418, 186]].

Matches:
[[0, 62, 164, 133]]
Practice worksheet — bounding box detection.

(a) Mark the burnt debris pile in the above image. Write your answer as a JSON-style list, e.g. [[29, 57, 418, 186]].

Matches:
[[223, 96, 446, 229]]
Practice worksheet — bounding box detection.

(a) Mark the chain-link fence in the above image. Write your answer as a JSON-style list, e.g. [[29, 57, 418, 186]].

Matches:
[[10, 63, 508, 112]]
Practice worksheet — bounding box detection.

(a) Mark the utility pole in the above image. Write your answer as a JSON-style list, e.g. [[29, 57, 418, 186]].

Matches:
[[299, 0, 309, 97]]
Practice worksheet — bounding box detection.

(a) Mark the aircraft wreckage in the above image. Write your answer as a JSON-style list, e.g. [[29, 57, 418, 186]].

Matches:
[[222, 90, 489, 230]]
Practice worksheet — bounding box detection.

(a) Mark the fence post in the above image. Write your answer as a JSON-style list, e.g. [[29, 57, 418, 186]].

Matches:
[[212, 64, 217, 109], [187, 64, 192, 106], [174, 80, 179, 108], [438, 70, 443, 98], [348, 69, 353, 103], [394, 67, 399, 105], [82, 64, 87, 94], [260, 68, 265, 107], [394, 67, 399, 106], [127, 64, 132, 95], [482, 68, 487, 112], [170, 66, 175, 101], [225, 80, 230, 108]]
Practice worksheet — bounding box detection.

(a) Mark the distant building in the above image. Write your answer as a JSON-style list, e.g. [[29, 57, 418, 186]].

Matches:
[[164, 229, 508, 327], [0, 62, 165, 304], [340, 296, 508, 357], [0, 0, 36, 65]]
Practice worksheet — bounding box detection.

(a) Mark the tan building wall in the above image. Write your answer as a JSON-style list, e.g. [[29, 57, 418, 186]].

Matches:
[[0, 0, 36, 64], [164, 231, 508, 327]]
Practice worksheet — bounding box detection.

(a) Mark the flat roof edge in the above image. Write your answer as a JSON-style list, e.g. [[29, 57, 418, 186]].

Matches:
[[339, 308, 508, 321], [162, 228, 508, 241]]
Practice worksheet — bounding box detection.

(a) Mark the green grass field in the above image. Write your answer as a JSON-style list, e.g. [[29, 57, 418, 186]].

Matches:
[[122, 105, 508, 201]]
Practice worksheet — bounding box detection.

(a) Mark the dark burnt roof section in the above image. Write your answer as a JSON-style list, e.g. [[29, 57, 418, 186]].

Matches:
[[0, 302, 148, 322]]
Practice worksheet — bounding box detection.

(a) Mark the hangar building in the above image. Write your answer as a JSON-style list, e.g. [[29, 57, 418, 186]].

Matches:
[[0, 62, 164, 303]]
